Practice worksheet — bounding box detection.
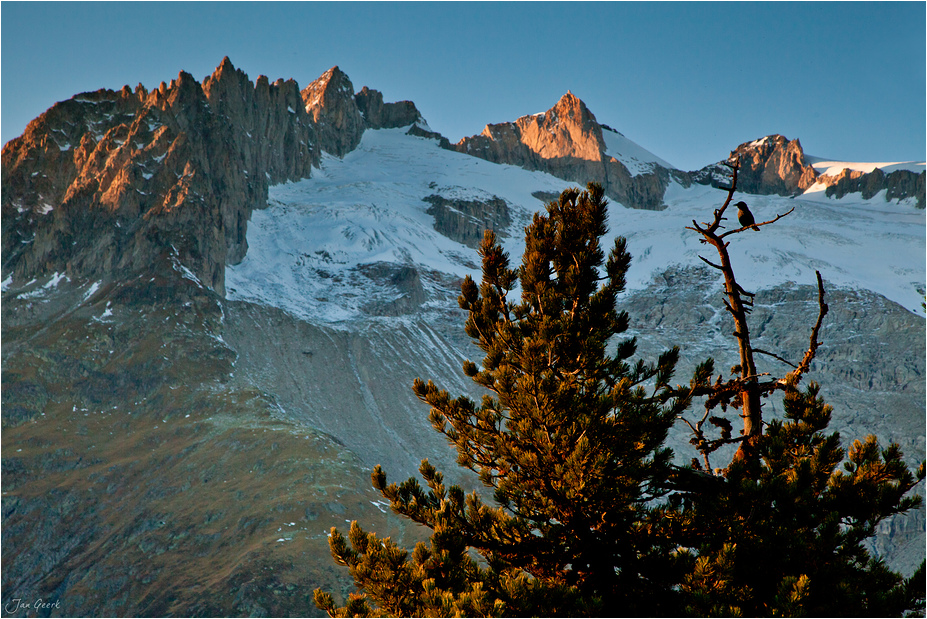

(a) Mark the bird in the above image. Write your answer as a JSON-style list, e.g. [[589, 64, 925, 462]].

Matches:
[[735, 201, 760, 231]]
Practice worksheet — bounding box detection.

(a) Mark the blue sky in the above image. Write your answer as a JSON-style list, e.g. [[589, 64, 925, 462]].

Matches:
[[2, 2, 924, 170]]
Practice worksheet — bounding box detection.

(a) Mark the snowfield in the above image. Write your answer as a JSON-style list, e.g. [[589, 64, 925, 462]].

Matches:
[[601, 126, 677, 175], [805, 156, 926, 177], [226, 128, 926, 323]]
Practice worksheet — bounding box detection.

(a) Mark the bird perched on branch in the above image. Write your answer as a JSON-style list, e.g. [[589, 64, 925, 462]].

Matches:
[[736, 201, 760, 231]]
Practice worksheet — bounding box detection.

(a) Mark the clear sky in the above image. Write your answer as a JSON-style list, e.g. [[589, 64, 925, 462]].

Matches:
[[2, 2, 924, 171]]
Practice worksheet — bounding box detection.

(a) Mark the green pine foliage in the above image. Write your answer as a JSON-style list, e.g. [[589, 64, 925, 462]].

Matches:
[[316, 184, 695, 615], [314, 183, 924, 617], [667, 383, 926, 617]]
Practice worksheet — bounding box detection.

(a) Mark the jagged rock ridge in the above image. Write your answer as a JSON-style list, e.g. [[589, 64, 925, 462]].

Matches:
[[301, 68, 427, 157], [820, 166, 925, 208], [1, 57, 319, 294], [5, 60, 922, 301], [0, 60, 435, 297], [355, 86, 424, 130]]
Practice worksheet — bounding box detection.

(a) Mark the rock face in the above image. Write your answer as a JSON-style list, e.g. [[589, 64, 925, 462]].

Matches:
[[422, 194, 511, 248], [355, 86, 423, 130], [453, 92, 682, 210], [693, 134, 817, 196], [822, 167, 926, 208], [1, 57, 319, 294], [301, 66, 365, 158]]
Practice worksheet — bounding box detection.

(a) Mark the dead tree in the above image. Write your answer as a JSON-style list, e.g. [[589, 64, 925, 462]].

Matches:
[[682, 160, 828, 469]]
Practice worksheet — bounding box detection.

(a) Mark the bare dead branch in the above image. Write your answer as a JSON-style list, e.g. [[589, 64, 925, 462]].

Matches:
[[753, 348, 799, 369], [719, 207, 796, 239], [783, 271, 829, 387], [698, 255, 724, 271], [681, 159, 826, 468], [702, 162, 739, 235], [722, 297, 736, 317]]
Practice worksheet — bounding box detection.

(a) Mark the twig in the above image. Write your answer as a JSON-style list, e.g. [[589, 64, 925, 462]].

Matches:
[[753, 348, 798, 369], [783, 271, 829, 386], [698, 255, 724, 271]]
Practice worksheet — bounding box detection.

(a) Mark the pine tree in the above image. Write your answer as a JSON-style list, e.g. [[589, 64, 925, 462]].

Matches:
[[667, 160, 926, 616], [314, 180, 925, 617], [669, 383, 926, 616], [315, 183, 697, 616]]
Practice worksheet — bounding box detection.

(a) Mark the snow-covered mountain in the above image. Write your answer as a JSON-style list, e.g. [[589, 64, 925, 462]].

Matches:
[[227, 126, 925, 325], [2, 58, 924, 616]]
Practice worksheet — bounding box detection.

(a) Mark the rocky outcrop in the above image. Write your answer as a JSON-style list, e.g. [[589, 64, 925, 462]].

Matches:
[[693, 134, 926, 207], [422, 194, 511, 248], [1, 57, 319, 294], [734, 135, 818, 195], [301, 67, 364, 158], [693, 134, 817, 196], [358, 263, 427, 316], [355, 86, 423, 130], [453, 92, 680, 210], [822, 167, 925, 208]]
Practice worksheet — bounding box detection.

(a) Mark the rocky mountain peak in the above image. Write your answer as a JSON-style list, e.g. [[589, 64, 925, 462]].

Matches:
[[548, 90, 599, 132], [354, 86, 424, 130], [730, 134, 818, 196], [454, 92, 679, 210], [301, 66, 352, 110], [301, 66, 363, 157], [691, 134, 925, 206], [692, 134, 818, 196], [538, 91, 604, 161]]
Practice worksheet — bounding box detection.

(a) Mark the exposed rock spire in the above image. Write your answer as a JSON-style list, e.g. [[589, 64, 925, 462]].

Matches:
[[300, 66, 364, 157]]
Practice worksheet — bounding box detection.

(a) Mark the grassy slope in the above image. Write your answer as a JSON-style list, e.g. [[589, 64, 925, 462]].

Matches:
[[1, 271, 416, 617]]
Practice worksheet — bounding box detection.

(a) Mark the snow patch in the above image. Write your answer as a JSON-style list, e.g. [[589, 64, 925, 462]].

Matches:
[[84, 281, 101, 301], [602, 127, 676, 175], [227, 127, 574, 324], [93, 302, 114, 323], [44, 272, 67, 289]]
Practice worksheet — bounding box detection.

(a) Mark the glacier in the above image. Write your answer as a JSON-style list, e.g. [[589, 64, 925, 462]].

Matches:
[[227, 126, 926, 323]]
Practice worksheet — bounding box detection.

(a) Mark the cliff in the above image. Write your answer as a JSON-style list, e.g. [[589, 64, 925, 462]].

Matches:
[[820, 166, 925, 208], [453, 92, 685, 210], [1, 57, 318, 294]]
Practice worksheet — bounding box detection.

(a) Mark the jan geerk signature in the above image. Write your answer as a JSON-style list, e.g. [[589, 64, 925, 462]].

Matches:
[[4, 598, 61, 614]]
